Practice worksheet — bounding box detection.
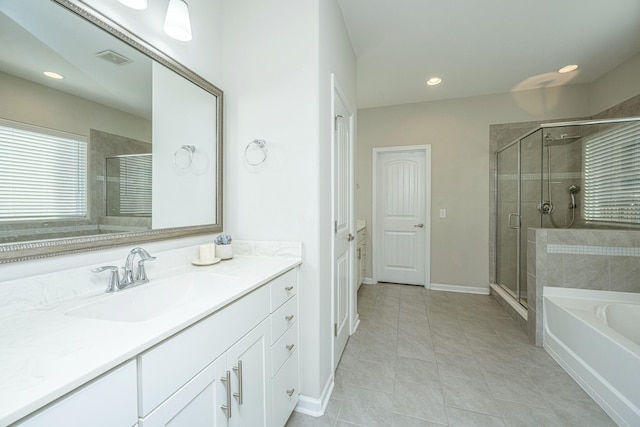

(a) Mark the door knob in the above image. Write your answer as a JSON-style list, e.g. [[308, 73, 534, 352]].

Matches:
[[414, 224, 424, 228]]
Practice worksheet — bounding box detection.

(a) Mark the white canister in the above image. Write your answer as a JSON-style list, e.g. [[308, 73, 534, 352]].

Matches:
[[216, 244, 233, 260]]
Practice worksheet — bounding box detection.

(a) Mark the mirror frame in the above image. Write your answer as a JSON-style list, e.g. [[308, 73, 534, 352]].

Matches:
[[0, 0, 223, 264]]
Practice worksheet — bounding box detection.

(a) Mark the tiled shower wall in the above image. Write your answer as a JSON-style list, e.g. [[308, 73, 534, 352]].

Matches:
[[528, 228, 640, 345]]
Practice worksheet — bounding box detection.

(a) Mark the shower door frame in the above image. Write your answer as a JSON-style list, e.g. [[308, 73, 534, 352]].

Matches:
[[495, 139, 524, 306]]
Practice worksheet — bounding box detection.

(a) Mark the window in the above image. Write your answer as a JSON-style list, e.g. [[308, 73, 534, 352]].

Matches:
[[0, 120, 87, 222], [105, 154, 152, 217], [584, 121, 640, 225]]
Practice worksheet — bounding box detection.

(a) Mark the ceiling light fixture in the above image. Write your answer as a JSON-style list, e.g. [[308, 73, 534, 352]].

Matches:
[[43, 71, 64, 80], [164, 0, 192, 41], [118, 0, 148, 10], [558, 64, 579, 74], [426, 77, 442, 86]]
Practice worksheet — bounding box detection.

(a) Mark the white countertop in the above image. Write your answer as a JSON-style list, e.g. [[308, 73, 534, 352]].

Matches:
[[0, 254, 301, 426]]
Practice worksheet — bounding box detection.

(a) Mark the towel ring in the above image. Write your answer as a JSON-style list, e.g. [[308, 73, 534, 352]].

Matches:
[[173, 145, 196, 170], [244, 139, 268, 166]]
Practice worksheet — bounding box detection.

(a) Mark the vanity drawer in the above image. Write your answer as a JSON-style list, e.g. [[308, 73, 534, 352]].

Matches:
[[271, 296, 297, 344], [269, 268, 297, 311], [271, 321, 298, 376], [137, 284, 270, 417], [272, 350, 299, 427]]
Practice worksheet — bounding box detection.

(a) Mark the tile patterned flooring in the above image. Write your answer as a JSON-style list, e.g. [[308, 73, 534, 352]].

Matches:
[[285, 283, 616, 427]]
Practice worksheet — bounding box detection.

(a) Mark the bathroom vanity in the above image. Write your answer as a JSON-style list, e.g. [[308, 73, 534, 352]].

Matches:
[[0, 243, 301, 427]]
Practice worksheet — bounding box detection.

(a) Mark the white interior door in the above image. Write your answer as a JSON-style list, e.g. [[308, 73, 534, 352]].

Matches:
[[374, 147, 429, 286], [332, 77, 353, 370]]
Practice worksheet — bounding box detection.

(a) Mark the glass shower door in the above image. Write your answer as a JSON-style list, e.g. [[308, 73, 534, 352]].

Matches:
[[496, 143, 520, 299]]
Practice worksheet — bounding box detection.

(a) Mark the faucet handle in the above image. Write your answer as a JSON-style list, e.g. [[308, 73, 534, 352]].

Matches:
[[136, 256, 156, 282], [92, 266, 121, 293]]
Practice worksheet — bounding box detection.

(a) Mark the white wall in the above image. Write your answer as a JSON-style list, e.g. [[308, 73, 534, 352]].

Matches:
[[152, 63, 216, 228], [357, 84, 593, 290], [589, 52, 640, 114], [223, 0, 356, 405]]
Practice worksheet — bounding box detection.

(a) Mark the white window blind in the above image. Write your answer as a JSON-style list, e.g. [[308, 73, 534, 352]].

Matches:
[[118, 155, 152, 216], [584, 122, 640, 225], [0, 120, 87, 221]]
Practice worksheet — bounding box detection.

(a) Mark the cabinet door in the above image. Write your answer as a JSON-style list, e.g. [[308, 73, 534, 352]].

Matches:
[[229, 321, 271, 427], [139, 354, 227, 427], [16, 361, 137, 427]]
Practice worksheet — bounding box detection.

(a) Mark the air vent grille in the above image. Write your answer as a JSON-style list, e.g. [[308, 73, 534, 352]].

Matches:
[[95, 50, 133, 66]]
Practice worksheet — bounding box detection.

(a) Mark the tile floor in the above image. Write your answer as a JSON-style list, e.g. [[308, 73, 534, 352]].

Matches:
[[285, 283, 616, 427]]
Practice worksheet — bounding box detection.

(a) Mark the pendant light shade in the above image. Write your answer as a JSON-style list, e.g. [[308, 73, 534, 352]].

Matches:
[[118, 0, 148, 10], [164, 0, 192, 41]]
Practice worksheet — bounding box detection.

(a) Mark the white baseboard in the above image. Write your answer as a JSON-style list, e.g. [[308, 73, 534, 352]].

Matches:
[[294, 373, 334, 417], [362, 277, 375, 285], [430, 283, 490, 295], [351, 314, 360, 335]]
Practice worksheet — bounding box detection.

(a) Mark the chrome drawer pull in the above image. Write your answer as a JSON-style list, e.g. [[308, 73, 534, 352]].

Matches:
[[286, 388, 295, 397], [221, 370, 232, 419], [285, 286, 294, 291], [285, 343, 295, 351], [285, 314, 294, 321], [233, 360, 243, 405]]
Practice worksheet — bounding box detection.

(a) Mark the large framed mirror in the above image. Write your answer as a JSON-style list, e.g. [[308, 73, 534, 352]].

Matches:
[[0, 0, 223, 263]]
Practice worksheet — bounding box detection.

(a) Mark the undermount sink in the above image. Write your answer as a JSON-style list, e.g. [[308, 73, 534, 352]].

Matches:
[[66, 272, 237, 323]]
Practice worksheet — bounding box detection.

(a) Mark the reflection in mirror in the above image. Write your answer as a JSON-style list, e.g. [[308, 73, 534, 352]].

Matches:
[[0, 0, 223, 262]]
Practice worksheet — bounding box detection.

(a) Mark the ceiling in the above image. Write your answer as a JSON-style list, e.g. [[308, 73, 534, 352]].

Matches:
[[336, 0, 640, 109], [0, 0, 151, 119]]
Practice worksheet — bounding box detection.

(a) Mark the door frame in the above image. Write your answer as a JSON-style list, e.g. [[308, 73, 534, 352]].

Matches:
[[330, 74, 356, 372], [372, 145, 431, 288]]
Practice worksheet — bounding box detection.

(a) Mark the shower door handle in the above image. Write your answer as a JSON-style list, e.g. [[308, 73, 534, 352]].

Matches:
[[508, 213, 520, 229]]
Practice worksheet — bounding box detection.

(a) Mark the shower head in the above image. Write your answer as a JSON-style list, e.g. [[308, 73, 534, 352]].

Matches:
[[544, 133, 581, 146], [569, 185, 580, 194]]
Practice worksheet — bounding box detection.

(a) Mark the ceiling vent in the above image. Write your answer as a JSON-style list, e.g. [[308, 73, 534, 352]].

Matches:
[[95, 50, 133, 66]]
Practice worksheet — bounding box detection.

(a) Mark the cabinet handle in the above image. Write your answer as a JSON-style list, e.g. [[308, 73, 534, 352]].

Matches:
[[285, 314, 294, 321], [285, 343, 295, 351], [233, 360, 243, 405], [286, 388, 295, 397], [357, 247, 361, 259], [285, 286, 294, 291], [221, 370, 232, 419]]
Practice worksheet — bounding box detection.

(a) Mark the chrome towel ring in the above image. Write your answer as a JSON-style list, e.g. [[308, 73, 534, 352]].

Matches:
[[244, 139, 268, 166]]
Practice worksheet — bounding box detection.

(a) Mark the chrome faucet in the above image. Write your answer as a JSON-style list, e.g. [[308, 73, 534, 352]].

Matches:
[[122, 247, 156, 287], [92, 247, 156, 293]]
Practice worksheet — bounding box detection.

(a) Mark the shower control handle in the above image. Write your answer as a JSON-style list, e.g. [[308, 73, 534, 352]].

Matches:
[[508, 213, 520, 229]]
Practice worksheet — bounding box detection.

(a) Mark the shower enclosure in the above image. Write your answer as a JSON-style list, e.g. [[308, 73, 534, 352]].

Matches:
[[495, 117, 640, 307]]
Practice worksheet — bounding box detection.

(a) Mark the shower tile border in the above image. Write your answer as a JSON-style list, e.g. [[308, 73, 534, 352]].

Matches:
[[547, 244, 640, 257]]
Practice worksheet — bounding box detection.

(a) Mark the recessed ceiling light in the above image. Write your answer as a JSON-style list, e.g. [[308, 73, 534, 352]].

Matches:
[[426, 77, 442, 86], [558, 64, 579, 74], [118, 0, 148, 10], [43, 71, 64, 80]]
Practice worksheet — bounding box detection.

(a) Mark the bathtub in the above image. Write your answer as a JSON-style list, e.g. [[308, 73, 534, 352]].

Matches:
[[543, 287, 640, 427]]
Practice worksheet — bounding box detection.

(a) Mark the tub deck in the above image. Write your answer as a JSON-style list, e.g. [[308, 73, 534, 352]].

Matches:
[[543, 287, 640, 427]]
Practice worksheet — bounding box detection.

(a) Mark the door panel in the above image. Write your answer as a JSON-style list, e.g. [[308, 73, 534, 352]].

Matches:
[[496, 143, 519, 298], [376, 150, 426, 285], [332, 84, 351, 369]]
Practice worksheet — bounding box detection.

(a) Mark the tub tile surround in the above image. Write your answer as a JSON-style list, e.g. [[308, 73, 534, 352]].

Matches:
[[529, 228, 640, 345], [0, 239, 301, 425]]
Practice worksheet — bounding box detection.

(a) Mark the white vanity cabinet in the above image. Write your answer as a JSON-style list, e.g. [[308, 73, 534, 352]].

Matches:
[[137, 267, 298, 427], [15, 360, 137, 427], [268, 269, 299, 427], [356, 227, 366, 289]]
